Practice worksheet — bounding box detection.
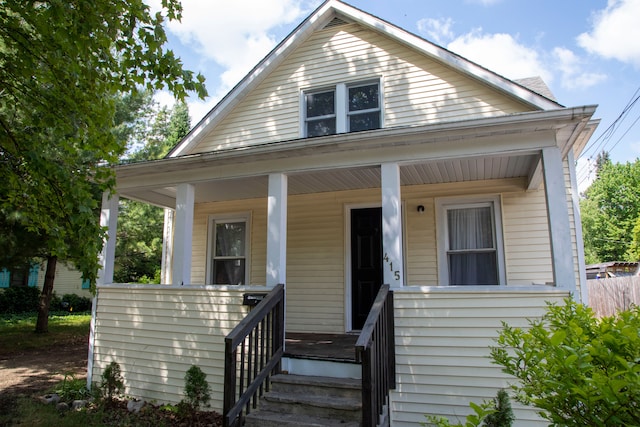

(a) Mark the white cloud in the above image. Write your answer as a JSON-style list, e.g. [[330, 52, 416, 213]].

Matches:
[[552, 47, 607, 90], [151, 0, 315, 93], [417, 17, 454, 45], [577, 0, 640, 68], [447, 29, 553, 82]]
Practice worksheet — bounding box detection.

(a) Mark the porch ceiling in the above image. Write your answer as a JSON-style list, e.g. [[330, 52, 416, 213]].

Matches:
[[122, 153, 539, 206], [117, 106, 597, 208]]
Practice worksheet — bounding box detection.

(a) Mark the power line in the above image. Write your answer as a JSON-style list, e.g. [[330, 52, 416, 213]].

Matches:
[[576, 86, 640, 190], [579, 86, 640, 161]]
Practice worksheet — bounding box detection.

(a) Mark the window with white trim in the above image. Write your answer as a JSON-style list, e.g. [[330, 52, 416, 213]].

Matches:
[[304, 80, 381, 137], [436, 197, 505, 286], [208, 215, 250, 285]]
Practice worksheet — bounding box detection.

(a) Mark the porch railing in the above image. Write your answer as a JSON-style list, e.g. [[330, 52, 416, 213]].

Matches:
[[355, 284, 396, 427], [223, 284, 285, 427]]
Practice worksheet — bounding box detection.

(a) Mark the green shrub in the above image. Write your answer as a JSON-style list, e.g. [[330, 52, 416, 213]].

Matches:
[[100, 361, 124, 405], [491, 299, 640, 426], [423, 401, 495, 427], [182, 365, 211, 412], [50, 293, 92, 312], [0, 287, 40, 314], [52, 373, 93, 402], [483, 389, 514, 427]]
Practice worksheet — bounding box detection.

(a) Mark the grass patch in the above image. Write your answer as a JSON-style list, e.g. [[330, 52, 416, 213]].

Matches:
[[0, 312, 91, 355], [4, 396, 110, 427]]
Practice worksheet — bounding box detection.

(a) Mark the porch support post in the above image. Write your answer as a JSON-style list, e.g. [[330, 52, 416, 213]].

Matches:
[[89, 191, 118, 390], [161, 208, 174, 285], [97, 192, 119, 286], [381, 162, 404, 287], [568, 150, 589, 304], [172, 183, 194, 285], [541, 146, 576, 292], [266, 173, 288, 288]]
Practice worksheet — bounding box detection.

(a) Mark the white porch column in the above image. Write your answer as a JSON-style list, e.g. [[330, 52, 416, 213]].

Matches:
[[266, 173, 288, 288], [381, 162, 404, 287], [160, 208, 175, 285], [568, 150, 589, 304], [542, 146, 576, 291], [97, 192, 119, 286], [172, 184, 194, 285]]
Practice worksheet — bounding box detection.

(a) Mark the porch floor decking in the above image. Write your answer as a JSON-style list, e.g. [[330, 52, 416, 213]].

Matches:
[[284, 332, 358, 362]]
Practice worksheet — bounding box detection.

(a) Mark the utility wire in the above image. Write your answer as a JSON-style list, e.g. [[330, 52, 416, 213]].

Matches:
[[577, 86, 640, 189]]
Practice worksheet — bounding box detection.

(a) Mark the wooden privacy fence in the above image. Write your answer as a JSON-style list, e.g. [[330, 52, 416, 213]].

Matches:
[[587, 276, 640, 317]]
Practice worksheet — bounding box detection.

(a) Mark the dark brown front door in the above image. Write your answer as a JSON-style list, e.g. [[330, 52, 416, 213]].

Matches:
[[351, 207, 383, 330]]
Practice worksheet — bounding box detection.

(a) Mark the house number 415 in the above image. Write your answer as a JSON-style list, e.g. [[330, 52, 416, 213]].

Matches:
[[383, 253, 400, 280]]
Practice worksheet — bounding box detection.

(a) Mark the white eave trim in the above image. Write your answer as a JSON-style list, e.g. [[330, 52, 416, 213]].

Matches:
[[119, 106, 596, 180], [168, 0, 562, 158]]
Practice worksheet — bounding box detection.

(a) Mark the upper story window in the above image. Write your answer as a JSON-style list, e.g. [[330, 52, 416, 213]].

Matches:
[[348, 83, 380, 132], [436, 196, 506, 286], [305, 89, 336, 137], [304, 80, 381, 137]]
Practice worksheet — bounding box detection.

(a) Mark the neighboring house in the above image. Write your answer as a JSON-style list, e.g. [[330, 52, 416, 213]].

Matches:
[[88, 1, 598, 426], [0, 262, 92, 298], [586, 261, 639, 279]]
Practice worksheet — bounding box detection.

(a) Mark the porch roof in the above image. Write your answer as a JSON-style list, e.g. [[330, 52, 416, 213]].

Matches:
[[116, 106, 598, 208]]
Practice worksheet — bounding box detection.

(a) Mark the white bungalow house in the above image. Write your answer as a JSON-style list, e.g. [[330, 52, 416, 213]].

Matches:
[[88, 1, 598, 426]]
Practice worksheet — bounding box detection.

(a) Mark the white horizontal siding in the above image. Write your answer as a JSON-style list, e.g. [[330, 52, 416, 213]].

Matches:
[[502, 189, 553, 285], [391, 288, 569, 426], [191, 23, 531, 154], [92, 286, 250, 409]]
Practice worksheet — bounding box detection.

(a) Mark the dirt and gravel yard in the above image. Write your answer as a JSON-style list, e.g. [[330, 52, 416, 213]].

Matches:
[[0, 334, 88, 396]]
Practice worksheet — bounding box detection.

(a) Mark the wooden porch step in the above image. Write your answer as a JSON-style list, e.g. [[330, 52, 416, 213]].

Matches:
[[244, 410, 360, 426], [244, 374, 362, 427]]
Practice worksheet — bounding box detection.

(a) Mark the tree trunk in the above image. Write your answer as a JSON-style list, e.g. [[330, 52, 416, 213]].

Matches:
[[35, 255, 57, 333]]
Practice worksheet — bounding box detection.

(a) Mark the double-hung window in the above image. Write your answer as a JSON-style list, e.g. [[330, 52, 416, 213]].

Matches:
[[304, 80, 381, 137], [436, 197, 505, 286], [305, 89, 336, 137], [208, 215, 250, 286]]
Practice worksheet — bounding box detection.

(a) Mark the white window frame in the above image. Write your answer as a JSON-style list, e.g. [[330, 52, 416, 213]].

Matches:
[[435, 195, 506, 286], [301, 78, 382, 137], [206, 213, 251, 286]]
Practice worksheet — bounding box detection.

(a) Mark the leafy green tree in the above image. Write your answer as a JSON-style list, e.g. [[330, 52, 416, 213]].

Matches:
[[114, 101, 191, 283], [581, 159, 640, 263], [0, 0, 206, 332], [628, 216, 640, 262], [491, 299, 640, 426]]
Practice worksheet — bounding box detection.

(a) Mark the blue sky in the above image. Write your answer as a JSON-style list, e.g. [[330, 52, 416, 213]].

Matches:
[[152, 0, 640, 191]]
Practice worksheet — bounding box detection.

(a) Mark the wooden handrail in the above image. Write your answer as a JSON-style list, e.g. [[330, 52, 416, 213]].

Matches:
[[355, 284, 396, 427], [223, 284, 285, 427]]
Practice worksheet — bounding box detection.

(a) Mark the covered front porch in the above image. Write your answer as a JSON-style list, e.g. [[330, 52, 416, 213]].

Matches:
[[98, 108, 595, 296], [89, 107, 595, 425]]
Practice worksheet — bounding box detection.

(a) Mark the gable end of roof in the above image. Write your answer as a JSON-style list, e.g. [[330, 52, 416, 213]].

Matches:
[[169, 0, 565, 158]]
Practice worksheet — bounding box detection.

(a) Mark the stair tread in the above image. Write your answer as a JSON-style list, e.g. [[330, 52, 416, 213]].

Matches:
[[245, 410, 360, 426], [272, 374, 361, 389], [265, 391, 361, 410]]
